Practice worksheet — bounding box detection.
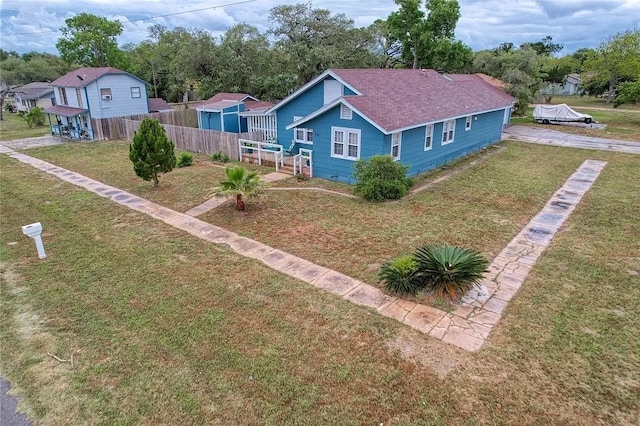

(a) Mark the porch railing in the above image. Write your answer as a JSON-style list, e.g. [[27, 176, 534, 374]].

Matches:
[[292, 153, 313, 177], [238, 139, 284, 171]]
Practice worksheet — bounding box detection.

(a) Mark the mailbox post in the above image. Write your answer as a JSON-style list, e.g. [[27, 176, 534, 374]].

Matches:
[[21, 222, 46, 259]]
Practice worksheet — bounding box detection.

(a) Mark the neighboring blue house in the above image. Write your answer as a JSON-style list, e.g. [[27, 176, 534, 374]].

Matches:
[[195, 93, 274, 135], [44, 67, 149, 140]]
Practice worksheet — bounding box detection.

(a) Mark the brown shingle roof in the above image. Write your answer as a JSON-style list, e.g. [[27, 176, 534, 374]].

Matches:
[[15, 82, 53, 100], [244, 100, 274, 111], [204, 93, 255, 103], [51, 67, 142, 88], [44, 105, 88, 117], [329, 69, 514, 132], [148, 98, 172, 112]]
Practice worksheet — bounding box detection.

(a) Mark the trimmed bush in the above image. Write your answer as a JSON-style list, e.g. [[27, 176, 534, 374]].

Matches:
[[413, 243, 489, 299], [353, 155, 412, 202], [176, 152, 193, 168], [210, 151, 229, 163], [378, 255, 420, 296]]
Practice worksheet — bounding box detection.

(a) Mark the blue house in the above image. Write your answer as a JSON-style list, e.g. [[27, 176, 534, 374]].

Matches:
[[235, 69, 514, 183], [195, 93, 274, 135], [44, 67, 149, 140]]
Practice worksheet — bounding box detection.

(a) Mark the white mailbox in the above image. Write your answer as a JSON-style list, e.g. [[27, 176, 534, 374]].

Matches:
[[22, 222, 46, 259]]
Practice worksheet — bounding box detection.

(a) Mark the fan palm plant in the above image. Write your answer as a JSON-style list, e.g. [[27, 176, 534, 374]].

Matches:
[[208, 165, 263, 211], [413, 244, 489, 299]]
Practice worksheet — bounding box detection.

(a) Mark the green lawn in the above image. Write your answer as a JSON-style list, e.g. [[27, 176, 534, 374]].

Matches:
[[24, 141, 273, 213], [511, 106, 640, 141], [1, 141, 638, 424], [0, 111, 51, 141], [546, 95, 640, 110]]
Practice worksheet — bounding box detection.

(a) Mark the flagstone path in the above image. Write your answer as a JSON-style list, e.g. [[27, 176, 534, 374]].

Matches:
[[1, 143, 606, 351]]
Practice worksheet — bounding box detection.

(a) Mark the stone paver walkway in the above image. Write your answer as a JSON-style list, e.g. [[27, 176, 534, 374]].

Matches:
[[1, 144, 606, 351], [260, 171, 291, 183], [184, 196, 228, 217], [503, 125, 640, 154]]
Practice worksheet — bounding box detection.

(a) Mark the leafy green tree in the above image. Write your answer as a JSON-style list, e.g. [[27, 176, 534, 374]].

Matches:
[[208, 165, 263, 211], [0, 52, 75, 120], [386, 0, 472, 71], [269, 3, 379, 83], [413, 243, 489, 299], [56, 13, 128, 68], [129, 118, 176, 187], [614, 80, 640, 107], [473, 45, 544, 115], [583, 30, 640, 104], [522, 36, 563, 56]]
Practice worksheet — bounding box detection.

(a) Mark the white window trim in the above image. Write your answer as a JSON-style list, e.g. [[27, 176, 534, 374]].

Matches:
[[294, 127, 313, 144], [391, 132, 401, 160], [340, 104, 352, 120], [465, 116, 472, 131], [131, 87, 141, 98], [100, 88, 112, 101], [424, 124, 433, 151], [442, 119, 455, 145], [331, 126, 360, 161]]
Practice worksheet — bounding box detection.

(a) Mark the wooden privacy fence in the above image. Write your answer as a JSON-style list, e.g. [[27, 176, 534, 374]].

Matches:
[[92, 109, 198, 140], [99, 118, 260, 161]]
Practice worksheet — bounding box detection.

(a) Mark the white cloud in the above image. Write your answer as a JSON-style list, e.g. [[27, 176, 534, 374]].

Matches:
[[1, 0, 638, 55]]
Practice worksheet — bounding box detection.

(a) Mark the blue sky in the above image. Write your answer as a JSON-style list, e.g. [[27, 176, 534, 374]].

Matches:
[[1, 0, 639, 55]]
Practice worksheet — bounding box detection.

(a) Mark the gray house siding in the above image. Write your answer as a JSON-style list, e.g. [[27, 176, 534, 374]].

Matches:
[[86, 74, 148, 119]]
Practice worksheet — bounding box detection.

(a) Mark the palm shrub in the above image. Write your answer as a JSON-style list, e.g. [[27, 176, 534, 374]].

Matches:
[[20, 107, 45, 127], [208, 165, 263, 211], [413, 243, 489, 299], [379, 255, 420, 296], [353, 155, 412, 201], [129, 118, 175, 187]]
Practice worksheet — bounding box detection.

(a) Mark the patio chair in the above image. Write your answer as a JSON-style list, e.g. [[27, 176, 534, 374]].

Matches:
[[284, 140, 296, 157]]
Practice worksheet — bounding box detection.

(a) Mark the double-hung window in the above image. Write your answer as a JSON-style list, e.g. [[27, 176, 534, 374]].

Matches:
[[294, 128, 313, 144], [76, 88, 83, 108], [424, 124, 433, 150], [331, 127, 360, 160], [131, 87, 141, 98], [465, 116, 472, 131], [442, 119, 455, 145], [58, 88, 68, 105], [391, 132, 401, 160]]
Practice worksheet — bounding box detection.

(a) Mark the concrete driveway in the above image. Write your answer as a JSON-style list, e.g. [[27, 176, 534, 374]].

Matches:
[[1, 135, 67, 150], [503, 125, 640, 154]]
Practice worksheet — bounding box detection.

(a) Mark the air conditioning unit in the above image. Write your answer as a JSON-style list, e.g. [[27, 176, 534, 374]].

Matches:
[[102, 95, 112, 101]]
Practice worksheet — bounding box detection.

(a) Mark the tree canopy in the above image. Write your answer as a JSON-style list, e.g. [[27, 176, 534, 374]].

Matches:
[[582, 30, 640, 103], [56, 13, 128, 68], [386, 0, 472, 71]]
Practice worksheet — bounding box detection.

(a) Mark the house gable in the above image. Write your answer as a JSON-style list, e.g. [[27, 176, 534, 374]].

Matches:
[[83, 74, 149, 119]]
